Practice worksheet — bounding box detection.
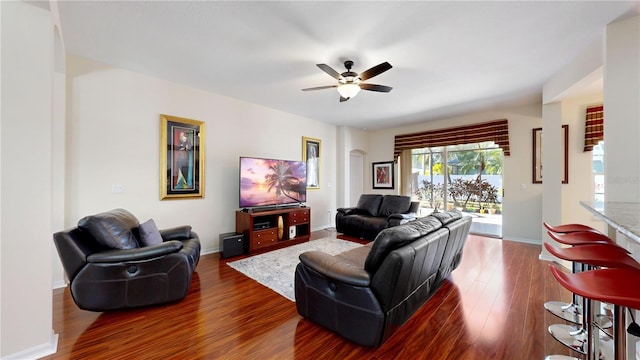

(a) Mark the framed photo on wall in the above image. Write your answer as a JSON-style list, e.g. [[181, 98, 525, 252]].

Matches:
[[160, 114, 205, 199], [372, 161, 395, 189], [302, 136, 321, 189], [532, 124, 568, 184]]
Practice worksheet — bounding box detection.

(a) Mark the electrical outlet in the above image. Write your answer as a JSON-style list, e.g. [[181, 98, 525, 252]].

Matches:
[[111, 184, 124, 194]]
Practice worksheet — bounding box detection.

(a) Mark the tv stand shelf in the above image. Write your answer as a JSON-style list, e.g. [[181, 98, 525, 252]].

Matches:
[[236, 207, 310, 254]]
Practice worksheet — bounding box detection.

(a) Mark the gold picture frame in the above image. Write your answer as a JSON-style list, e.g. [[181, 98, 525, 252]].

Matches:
[[302, 136, 321, 189], [160, 114, 205, 199], [532, 124, 568, 184]]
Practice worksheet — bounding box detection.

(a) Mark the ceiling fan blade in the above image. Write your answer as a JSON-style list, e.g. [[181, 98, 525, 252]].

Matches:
[[359, 62, 392, 81], [301, 85, 337, 91], [340, 96, 350, 102], [360, 83, 393, 92], [316, 64, 342, 80]]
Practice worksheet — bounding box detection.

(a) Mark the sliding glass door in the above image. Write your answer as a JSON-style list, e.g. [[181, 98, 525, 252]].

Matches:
[[411, 142, 503, 237]]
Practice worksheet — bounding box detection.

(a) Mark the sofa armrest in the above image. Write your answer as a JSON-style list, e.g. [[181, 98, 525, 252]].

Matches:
[[87, 240, 184, 263], [336, 207, 357, 215], [299, 251, 370, 287], [160, 226, 192, 241]]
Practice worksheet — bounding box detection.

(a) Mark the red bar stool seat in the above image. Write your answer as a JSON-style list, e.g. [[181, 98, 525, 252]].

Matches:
[[550, 267, 640, 313], [545, 243, 640, 360], [550, 267, 640, 360], [544, 222, 602, 234], [544, 231, 622, 326], [544, 243, 639, 271], [548, 231, 619, 247]]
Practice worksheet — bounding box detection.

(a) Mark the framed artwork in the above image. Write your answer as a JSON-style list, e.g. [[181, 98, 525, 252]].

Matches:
[[160, 114, 205, 199], [372, 161, 395, 189], [532, 124, 568, 184], [302, 136, 321, 189]]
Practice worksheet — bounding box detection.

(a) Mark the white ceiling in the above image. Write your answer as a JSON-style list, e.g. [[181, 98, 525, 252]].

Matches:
[[57, 1, 639, 130]]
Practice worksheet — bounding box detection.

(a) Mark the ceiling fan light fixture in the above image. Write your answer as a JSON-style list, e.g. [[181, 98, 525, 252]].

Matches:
[[337, 83, 361, 99]]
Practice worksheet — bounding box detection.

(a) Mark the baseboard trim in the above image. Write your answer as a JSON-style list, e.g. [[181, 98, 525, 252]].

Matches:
[[502, 236, 541, 245], [538, 252, 556, 263], [3, 330, 58, 359], [201, 247, 218, 256], [52, 280, 67, 290], [539, 253, 570, 271]]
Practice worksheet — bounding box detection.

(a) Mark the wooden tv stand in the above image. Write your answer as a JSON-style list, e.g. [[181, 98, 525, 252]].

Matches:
[[236, 207, 310, 254]]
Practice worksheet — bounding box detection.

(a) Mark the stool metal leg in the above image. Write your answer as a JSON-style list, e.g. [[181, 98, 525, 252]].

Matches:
[[585, 293, 594, 360], [613, 305, 625, 360]]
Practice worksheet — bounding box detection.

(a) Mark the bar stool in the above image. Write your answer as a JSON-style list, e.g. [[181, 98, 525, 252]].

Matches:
[[549, 267, 640, 360], [544, 243, 640, 360], [545, 230, 619, 324], [544, 222, 602, 234]]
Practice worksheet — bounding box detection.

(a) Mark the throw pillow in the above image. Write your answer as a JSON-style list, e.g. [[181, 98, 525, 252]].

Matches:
[[78, 208, 140, 250], [138, 219, 163, 247]]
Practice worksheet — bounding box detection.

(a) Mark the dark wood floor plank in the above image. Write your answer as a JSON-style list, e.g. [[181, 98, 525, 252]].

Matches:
[[44, 230, 568, 359]]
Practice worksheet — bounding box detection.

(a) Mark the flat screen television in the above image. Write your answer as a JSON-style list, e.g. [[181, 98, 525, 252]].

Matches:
[[239, 156, 307, 209]]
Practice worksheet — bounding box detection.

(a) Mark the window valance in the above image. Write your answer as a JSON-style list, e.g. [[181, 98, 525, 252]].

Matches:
[[393, 119, 510, 160], [583, 104, 603, 152]]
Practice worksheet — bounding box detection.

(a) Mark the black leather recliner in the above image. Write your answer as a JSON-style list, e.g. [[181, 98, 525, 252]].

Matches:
[[295, 210, 471, 346], [336, 194, 420, 240], [53, 209, 201, 311]]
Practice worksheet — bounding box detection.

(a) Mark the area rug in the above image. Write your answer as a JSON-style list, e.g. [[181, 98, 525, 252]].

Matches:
[[227, 238, 363, 301]]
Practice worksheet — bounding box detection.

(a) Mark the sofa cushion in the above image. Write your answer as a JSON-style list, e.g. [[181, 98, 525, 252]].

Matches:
[[356, 194, 384, 216], [377, 195, 411, 217], [78, 209, 140, 250], [364, 216, 443, 273], [138, 219, 163, 247], [431, 210, 463, 225], [408, 201, 420, 214]]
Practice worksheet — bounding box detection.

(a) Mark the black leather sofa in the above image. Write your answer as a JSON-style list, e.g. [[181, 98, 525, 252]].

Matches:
[[336, 194, 420, 240], [53, 209, 201, 311], [295, 210, 471, 346]]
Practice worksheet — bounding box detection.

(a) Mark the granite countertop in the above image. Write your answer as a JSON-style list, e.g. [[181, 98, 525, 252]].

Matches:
[[580, 201, 640, 243]]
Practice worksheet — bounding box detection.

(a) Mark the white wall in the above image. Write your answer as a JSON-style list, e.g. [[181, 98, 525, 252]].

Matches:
[[336, 126, 370, 208], [63, 55, 336, 286], [368, 104, 546, 243], [560, 93, 605, 232], [541, 101, 564, 251], [604, 15, 640, 202], [1, 1, 57, 357]]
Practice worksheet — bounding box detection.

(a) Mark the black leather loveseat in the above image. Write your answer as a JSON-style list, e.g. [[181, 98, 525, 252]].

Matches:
[[53, 209, 201, 311], [336, 194, 419, 240], [295, 210, 471, 346]]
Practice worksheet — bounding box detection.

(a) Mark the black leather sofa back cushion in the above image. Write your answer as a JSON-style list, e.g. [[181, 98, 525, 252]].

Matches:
[[356, 194, 384, 216], [78, 208, 140, 250], [431, 209, 463, 225], [377, 195, 411, 217], [364, 216, 443, 274]]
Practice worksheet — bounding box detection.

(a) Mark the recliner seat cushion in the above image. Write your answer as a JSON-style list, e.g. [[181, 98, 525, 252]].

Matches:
[[78, 209, 140, 250], [377, 195, 411, 216], [356, 194, 383, 216]]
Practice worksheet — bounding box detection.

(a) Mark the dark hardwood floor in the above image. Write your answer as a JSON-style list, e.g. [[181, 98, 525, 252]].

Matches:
[[43, 230, 576, 359]]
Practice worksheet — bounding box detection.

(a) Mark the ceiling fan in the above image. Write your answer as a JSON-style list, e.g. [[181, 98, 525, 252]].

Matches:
[[302, 60, 393, 102]]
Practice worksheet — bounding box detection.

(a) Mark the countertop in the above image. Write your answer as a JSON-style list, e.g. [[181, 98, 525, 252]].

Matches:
[[580, 201, 640, 243]]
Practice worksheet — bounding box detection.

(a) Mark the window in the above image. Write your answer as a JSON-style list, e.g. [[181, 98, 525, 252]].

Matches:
[[411, 142, 503, 214], [593, 141, 604, 210]]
